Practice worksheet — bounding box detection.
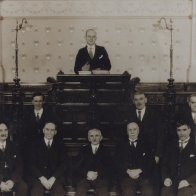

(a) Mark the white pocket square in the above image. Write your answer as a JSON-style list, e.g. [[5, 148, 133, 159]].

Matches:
[[99, 55, 103, 59], [190, 154, 195, 157], [142, 153, 146, 156]]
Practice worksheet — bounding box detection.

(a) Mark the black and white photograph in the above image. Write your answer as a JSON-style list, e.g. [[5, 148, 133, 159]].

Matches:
[[0, 0, 196, 195]]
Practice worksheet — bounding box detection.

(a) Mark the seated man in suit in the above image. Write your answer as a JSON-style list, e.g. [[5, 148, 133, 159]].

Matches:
[[74, 29, 112, 74], [0, 122, 27, 196], [127, 91, 164, 164], [116, 121, 155, 196], [23, 92, 62, 182], [177, 94, 196, 144], [74, 128, 111, 196], [29, 121, 68, 196], [161, 121, 196, 196]]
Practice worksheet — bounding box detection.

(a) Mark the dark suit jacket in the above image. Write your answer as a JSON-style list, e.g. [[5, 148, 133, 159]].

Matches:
[[0, 140, 23, 183], [116, 138, 155, 180], [23, 106, 57, 143], [126, 106, 164, 158], [29, 138, 68, 181], [74, 45, 111, 74], [74, 143, 111, 181], [161, 138, 196, 192]]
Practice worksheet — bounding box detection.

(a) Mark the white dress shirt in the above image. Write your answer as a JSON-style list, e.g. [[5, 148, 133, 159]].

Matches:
[[34, 108, 43, 119], [91, 144, 99, 154], [179, 137, 190, 149], [44, 138, 53, 147], [87, 45, 95, 57], [0, 141, 6, 150], [192, 112, 196, 124], [129, 139, 138, 147]]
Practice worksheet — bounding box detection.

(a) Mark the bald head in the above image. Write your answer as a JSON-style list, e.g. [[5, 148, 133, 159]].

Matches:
[[127, 122, 140, 140], [88, 128, 102, 145], [85, 29, 97, 46]]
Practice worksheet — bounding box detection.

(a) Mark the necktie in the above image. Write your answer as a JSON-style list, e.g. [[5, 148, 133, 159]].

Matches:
[[89, 47, 93, 59], [130, 141, 137, 147], [138, 110, 142, 121], [36, 113, 40, 121], [92, 146, 98, 154], [47, 140, 51, 149], [179, 141, 183, 151], [1, 144, 5, 152], [179, 140, 188, 151], [94, 147, 98, 154]]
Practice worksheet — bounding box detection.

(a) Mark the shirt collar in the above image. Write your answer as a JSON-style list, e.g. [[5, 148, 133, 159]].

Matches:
[[191, 112, 196, 117], [34, 108, 43, 115], [44, 138, 53, 146], [179, 137, 190, 144], [91, 144, 99, 148], [129, 138, 138, 143], [87, 44, 95, 50], [0, 141, 6, 148], [137, 106, 146, 114]]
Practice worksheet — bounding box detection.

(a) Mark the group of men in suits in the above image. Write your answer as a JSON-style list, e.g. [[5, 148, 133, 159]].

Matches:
[[0, 92, 68, 196], [1, 26, 196, 195], [124, 92, 196, 196], [73, 96, 196, 196], [0, 90, 196, 196], [0, 120, 68, 196]]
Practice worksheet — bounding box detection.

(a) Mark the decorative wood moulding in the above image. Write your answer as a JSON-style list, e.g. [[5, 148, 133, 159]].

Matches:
[[1, 0, 191, 17], [1, 82, 196, 105]]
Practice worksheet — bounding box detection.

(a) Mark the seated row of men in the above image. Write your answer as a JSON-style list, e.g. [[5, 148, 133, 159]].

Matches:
[[1, 91, 196, 196], [0, 120, 196, 196]]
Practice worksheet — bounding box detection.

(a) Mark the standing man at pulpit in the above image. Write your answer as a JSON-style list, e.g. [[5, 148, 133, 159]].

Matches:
[[74, 29, 112, 74]]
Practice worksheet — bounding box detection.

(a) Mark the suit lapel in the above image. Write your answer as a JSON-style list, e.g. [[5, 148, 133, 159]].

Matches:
[[84, 46, 90, 59], [182, 139, 193, 154], [141, 107, 149, 123], [94, 45, 98, 60], [40, 138, 48, 151]]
